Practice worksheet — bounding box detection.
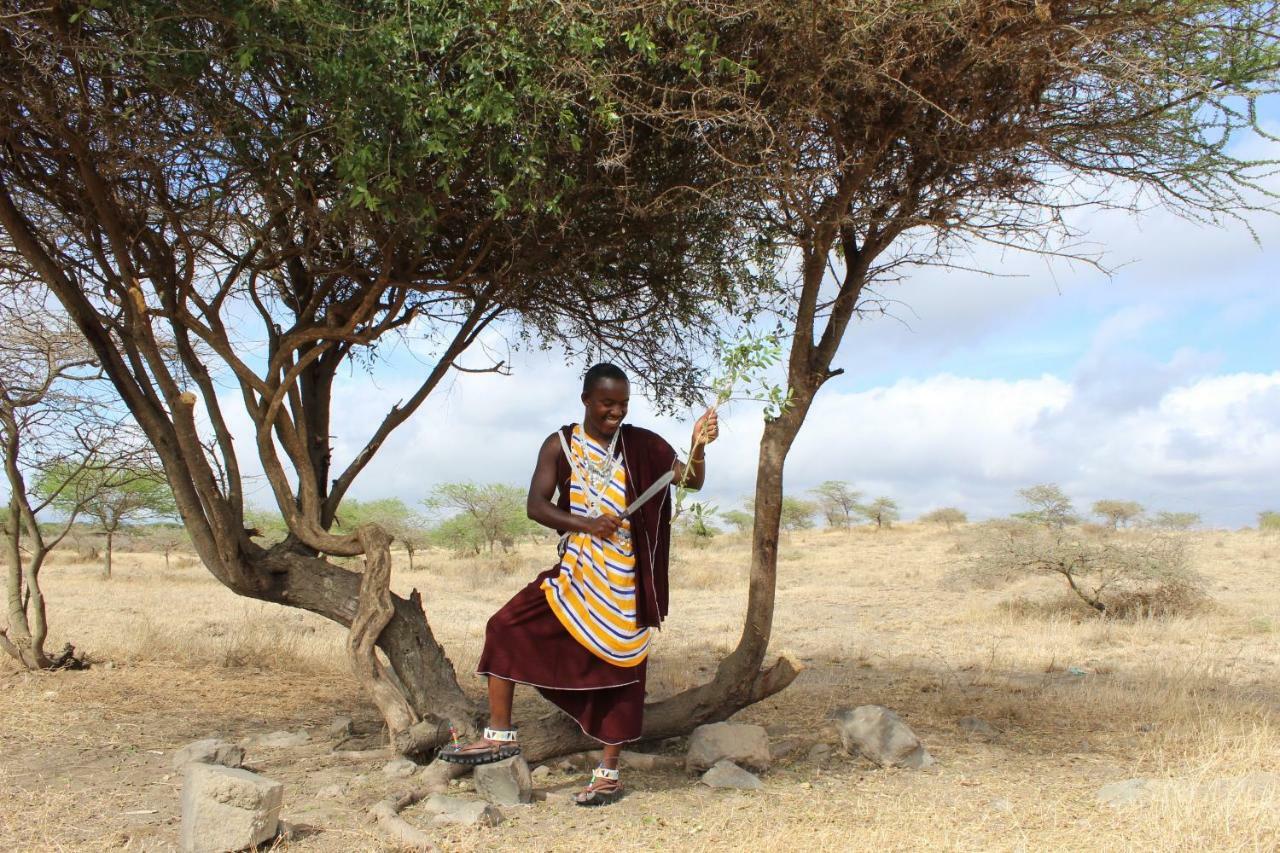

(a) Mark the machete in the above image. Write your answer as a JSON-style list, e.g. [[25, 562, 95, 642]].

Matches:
[[621, 470, 675, 518]]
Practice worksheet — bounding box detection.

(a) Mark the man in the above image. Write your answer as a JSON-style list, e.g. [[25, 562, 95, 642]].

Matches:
[[440, 362, 717, 806]]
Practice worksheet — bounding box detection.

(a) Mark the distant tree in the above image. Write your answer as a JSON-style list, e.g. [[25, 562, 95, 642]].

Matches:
[[810, 481, 861, 529], [1014, 484, 1078, 530], [47, 466, 177, 578], [920, 507, 967, 530], [431, 514, 487, 556], [244, 506, 289, 545], [721, 509, 754, 534], [779, 497, 817, 532], [1259, 511, 1280, 532], [1092, 500, 1144, 529], [859, 497, 901, 531], [425, 483, 535, 553], [1152, 511, 1201, 531], [147, 525, 191, 571], [336, 498, 430, 570]]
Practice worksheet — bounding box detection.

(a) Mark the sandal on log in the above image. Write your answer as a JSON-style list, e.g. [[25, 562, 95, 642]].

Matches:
[[438, 727, 521, 765], [574, 766, 624, 807]]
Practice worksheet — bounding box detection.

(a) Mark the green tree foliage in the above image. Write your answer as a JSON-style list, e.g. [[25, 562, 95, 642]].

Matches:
[[335, 498, 430, 569], [43, 465, 177, 578], [425, 483, 536, 554], [860, 497, 901, 531], [721, 509, 754, 534], [1092, 500, 1145, 529], [1259, 511, 1280, 532], [1014, 484, 1078, 530], [810, 481, 861, 529], [779, 497, 817, 531], [920, 507, 967, 530], [1152, 511, 1202, 531]]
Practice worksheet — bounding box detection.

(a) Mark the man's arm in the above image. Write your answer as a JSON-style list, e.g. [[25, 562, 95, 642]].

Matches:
[[526, 433, 622, 540]]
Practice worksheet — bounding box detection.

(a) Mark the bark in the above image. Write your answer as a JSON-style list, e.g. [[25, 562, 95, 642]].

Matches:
[[103, 530, 113, 579]]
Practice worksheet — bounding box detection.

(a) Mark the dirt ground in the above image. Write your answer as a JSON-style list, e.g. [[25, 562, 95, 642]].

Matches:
[[1, 525, 1277, 851]]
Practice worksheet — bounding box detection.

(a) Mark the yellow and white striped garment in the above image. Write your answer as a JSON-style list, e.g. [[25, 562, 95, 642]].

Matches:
[[541, 424, 651, 667]]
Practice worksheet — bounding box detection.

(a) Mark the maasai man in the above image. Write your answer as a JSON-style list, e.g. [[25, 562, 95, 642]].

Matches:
[[440, 362, 717, 805]]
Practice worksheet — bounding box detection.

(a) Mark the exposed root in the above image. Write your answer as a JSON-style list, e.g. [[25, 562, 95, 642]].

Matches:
[[349, 525, 418, 740], [368, 789, 435, 852]]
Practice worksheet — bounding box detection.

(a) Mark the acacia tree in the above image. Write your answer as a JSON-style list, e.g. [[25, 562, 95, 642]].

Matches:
[[593, 0, 1279, 724], [336, 499, 429, 570], [860, 497, 901, 531], [1015, 484, 1079, 529], [48, 465, 177, 578], [1092, 500, 1145, 529], [0, 289, 148, 668], [0, 1, 765, 755], [424, 483, 534, 553], [811, 480, 861, 529]]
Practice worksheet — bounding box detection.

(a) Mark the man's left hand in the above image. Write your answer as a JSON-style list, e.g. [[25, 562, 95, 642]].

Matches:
[[693, 408, 719, 448]]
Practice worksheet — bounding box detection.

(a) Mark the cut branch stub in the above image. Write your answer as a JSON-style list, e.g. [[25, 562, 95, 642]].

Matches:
[[349, 524, 419, 740]]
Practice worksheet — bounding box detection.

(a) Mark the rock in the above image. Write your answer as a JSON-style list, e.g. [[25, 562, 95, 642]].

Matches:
[[315, 783, 346, 800], [422, 794, 504, 827], [833, 706, 934, 770], [770, 738, 805, 761], [418, 760, 459, 793], [326, 716, 354, 739], [685, 722, 772, 773], [248, 730, 310, 749], [1098, 773, 1280, 807], [531, 765, 553, 782], [956, 717, 1000, 741], [382, 758, 418, 779], [700, 759, 764, 790], [179, 764, 283, 853], [474, 756, 533, 805], [807, 743, 833, 763], [620, 750, 682, 771], [172, 739, 246, 772]]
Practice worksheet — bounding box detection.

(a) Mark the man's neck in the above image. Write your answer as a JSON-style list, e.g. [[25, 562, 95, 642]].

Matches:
[[582, 421, 621, 444]]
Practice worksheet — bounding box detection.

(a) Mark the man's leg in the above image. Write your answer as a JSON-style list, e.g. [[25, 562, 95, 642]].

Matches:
[[600, 742, 622, 770], [488, 676, 515, 729]]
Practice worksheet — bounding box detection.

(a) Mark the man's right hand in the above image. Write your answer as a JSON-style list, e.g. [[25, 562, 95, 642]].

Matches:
[[586, 514, 622, 540]]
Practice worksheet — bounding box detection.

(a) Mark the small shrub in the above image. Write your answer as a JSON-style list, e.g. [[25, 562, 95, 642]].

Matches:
[[920, 507, 967, 529], [967, 523, 1206, 619], [1259, 510, 1280, 532]]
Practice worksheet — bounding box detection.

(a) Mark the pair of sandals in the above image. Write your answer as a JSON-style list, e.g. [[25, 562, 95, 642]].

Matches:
[[439, 727, 623, 806]]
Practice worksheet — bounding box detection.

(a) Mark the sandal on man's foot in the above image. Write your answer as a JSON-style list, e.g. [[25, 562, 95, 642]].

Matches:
[[438, 727, 521, 765], [574, 766, 624, 807]]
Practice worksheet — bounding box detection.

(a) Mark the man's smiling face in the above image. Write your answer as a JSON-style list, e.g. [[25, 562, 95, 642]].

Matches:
[[582, 377, 629, 440]]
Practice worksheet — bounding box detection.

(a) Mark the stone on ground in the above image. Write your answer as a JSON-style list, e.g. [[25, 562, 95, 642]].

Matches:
[[685, 722, 772, 773], [383, 757, 418, 779], [180, 763, 283, 853], [531, 764, 553, 782], [1098, 773, 1280, 807], [700, 759, 764, 790], [957, 717, 1001, 741], [807, 743, 833, 763], [423, 793, 504, 826], [315, 783, 346, 800], [172, 739, 245, 772], [474, 755, 533, 805], [247, 729, 310, 749], [833, 705, 934, 769], [326, 716, 354, 739]]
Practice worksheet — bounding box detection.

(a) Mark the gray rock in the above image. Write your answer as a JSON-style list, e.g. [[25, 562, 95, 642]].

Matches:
[[422, 793, 503, 827], [1098, 773, 1280, 807], [248, 729, 310, 749], [326, 716, 354, 739], [315, 783, 346, 800], [474, 755, 533, 805], [531, 765, 553, 782], [700, 759, 764, 790], [807, 743, 833, 763], [770, 738, 805, 761], [180, 764, 283, 853], [172, 739, 245, 772], [382, 758, 418, 779], [833, 705, 934, 769], [685, 722, 772, 773], [957, 717, 1000, 741]]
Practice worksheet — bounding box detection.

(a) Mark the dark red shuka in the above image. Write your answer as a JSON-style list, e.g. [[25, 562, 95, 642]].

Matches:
[[475, 424, 676, 744]]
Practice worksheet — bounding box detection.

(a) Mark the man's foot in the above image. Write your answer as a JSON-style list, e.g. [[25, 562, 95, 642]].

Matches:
[[438, 727, 521, 765], [574, 766, 624, 806]]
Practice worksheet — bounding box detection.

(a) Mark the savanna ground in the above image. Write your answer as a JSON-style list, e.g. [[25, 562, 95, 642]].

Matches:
[[1, 525, 1277, 852]]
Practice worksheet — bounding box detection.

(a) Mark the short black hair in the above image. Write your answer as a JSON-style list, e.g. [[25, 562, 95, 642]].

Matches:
[[582, 362, 629, 395]]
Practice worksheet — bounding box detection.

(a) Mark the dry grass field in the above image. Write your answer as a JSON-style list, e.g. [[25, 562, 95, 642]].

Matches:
[[1, 525, 1277, 852]]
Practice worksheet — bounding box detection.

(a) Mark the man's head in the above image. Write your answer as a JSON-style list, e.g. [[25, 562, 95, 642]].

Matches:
[[581, 363, 629, 439]]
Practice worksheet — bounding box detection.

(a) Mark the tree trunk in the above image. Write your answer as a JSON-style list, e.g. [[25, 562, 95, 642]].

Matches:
[[103, 531, 113, 579]]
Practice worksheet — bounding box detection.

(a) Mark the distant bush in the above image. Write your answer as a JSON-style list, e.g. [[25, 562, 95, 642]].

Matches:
[[967, 522, 1206, 619], [1152, 511, 1201, 531], [1259, 511, 1280, 532], [720, 509, 753, 534], [920, 507, 967, 529], [1091, 499, 1144, 529]]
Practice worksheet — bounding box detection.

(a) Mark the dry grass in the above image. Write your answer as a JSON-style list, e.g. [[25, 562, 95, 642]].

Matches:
[[1, 526, 1276, 851]]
